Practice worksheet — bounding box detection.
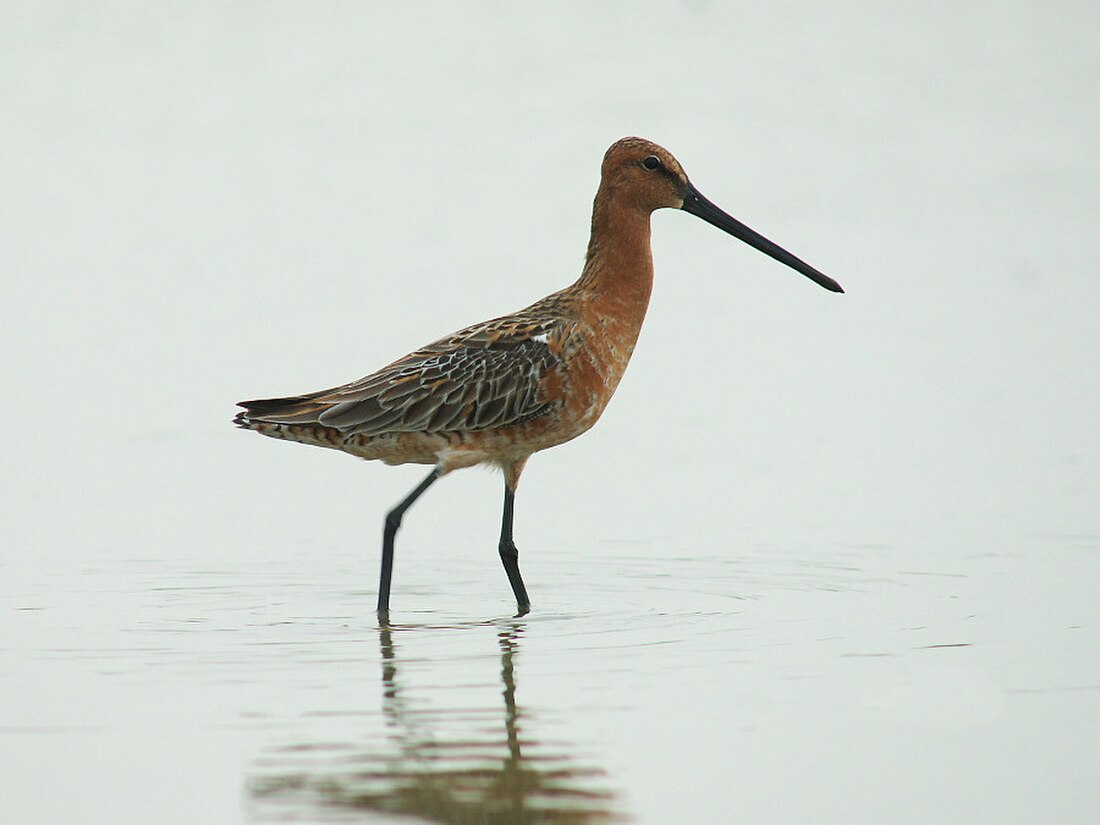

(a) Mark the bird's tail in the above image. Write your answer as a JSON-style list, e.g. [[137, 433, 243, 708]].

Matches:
[[234, 391, 332, 428], [234, 391, 356, 452]]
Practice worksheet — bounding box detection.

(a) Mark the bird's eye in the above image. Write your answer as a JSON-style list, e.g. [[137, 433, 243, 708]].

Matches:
[[642, 155, 662, 171]]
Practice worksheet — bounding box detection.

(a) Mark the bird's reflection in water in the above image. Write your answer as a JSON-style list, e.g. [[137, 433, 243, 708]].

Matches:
[[252, 621, 624, 823]]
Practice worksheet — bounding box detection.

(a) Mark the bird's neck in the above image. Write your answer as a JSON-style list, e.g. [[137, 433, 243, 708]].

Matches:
[[575, 192, 655, 331]]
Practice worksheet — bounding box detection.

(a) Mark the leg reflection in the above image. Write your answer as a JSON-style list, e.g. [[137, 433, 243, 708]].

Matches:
[[252, 621, 622, 823]]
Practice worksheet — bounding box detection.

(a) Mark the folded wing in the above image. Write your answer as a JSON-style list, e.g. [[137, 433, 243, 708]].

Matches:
[[237, 323, 566, 436]]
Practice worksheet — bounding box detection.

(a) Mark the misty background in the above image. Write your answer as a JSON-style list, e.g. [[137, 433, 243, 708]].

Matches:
[[2, 2, 1097, 823]]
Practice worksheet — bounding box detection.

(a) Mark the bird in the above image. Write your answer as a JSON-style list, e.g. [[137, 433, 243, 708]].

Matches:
[[235, 136, 843, 618]]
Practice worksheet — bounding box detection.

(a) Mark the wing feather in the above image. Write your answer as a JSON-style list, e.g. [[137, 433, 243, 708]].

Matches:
[[242, 320, 569, 437]]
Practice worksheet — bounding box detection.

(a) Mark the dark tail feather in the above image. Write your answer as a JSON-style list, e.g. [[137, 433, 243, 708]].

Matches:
[[235, 391, 332, 427]]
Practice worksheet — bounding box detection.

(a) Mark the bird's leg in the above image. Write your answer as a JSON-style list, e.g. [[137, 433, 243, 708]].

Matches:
[[378, 468, 440, 617], [498, 481, 531, 616]]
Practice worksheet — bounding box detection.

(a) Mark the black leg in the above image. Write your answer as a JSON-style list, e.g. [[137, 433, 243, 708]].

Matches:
[[378, 468, 439, 617], [498, 482, 531, 616]]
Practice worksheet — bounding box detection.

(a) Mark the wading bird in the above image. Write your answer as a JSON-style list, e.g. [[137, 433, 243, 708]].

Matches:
[[235, 137, 842, 617]]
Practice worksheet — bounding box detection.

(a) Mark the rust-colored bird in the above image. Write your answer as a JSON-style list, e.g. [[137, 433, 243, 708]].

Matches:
[[235, 137, 843, 617]]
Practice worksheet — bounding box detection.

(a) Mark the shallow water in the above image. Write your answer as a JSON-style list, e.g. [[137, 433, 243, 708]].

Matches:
[[3, 2, 1099, 823], [5, 526, 1098, 823]]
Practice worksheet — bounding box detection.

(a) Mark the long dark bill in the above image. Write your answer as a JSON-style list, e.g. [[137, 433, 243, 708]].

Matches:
[[681, 183, 843, 293]]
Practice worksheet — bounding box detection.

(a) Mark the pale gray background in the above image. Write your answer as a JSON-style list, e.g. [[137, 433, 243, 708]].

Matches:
[[2, 2, 1098, 823]]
